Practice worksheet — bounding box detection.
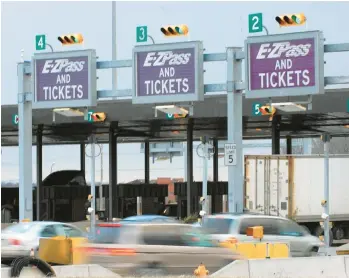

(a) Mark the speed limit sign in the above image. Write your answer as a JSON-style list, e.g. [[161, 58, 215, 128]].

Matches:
[[224, 143, 237, 166]]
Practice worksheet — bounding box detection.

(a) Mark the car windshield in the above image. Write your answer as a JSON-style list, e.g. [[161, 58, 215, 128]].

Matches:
[[202, 217, 234, 234], [2, 223, 37, 234]]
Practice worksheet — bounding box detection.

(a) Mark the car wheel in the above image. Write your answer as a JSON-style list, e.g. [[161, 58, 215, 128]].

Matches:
[[135, 262, 167, 277], [333, 227, 345, 240], [310, 246, 320, 257]]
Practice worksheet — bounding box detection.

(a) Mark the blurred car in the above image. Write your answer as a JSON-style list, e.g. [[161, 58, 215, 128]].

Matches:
[[1, 221, 85, 264], [79, 222, 241, 276], [201, 213, 325, 257]]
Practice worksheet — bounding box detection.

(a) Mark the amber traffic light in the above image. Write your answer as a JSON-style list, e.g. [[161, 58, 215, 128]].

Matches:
[[57, 33, 84, 45], [259, 105, 277, 121], [91, 112, 106, 122], [160, 25, 189, 36], [173, 113, 188, 119], [275, 13, 306, 27]]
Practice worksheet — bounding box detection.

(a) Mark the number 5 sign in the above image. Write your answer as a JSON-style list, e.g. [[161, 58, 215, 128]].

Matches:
[[252, 102, 262, 116], [248, 13, 263, 33], [224, 143, 237, 166]]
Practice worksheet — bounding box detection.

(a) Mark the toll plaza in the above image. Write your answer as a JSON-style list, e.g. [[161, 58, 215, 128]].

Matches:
[[2, 86, 349, 221], [1, 21, 349, 250]]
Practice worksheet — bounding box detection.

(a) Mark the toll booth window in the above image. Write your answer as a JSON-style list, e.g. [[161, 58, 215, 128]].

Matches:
[[202, 218, 234, 234], [62, 225, 83, 237], [40, 225, 58, 237]]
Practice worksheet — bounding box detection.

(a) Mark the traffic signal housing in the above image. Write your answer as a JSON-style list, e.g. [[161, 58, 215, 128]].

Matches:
[[160, 25, 189, 37], [173, 113, 188, 119], [259, 105, 277, 121], [91, 112, 106, 122], [275, 13, 306, 27], [58, 33, 84, 45]]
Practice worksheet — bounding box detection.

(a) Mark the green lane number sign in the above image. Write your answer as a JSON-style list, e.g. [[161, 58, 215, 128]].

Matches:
[[136, 26, 148, 43], [12, 114, 19, 125], [35, 34, 46, 51], [87, 110, 94, 122], [253, 103, 262, 116], [248, 13, 263, 33]]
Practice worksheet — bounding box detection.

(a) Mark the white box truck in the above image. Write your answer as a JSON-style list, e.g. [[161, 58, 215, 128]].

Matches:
[[244, 155, 349, 244]]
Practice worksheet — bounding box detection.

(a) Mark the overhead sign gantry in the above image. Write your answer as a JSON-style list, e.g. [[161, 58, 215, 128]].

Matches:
[[17, 15, 349, 243]]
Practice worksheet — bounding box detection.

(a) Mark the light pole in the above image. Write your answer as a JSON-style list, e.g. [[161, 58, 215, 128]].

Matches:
[[50, 162, 55, 173]]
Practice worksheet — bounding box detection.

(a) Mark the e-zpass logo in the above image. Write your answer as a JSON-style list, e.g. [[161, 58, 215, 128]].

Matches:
[[41, 59, 85, 74], [256, 42, 312, 60], [143, 51, 192, 67]]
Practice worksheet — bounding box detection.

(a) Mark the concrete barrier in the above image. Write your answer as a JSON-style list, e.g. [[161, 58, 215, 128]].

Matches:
[[212, 255, 349, 278], [1, 264, 121, 278]]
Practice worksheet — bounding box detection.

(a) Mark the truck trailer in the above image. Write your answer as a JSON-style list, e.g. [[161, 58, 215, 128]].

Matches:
[[244, 155, 349, 245]]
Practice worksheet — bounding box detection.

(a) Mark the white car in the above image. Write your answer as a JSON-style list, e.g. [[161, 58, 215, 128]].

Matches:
[[201, 213, 325, 257], [1, 221, 85, 264]]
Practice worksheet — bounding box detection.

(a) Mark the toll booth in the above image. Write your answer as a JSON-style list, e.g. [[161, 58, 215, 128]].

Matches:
[[101, 183, 169, 219], [174, 181, 228, 218]]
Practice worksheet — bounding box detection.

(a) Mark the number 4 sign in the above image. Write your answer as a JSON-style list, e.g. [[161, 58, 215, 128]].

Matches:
[[248, 13, 263, 33], [35, 34, 46, 51], [224, 143, 237, 166]]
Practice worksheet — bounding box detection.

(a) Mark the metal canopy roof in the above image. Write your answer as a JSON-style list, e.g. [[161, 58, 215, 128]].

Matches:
[[2, 88, 349, 146]]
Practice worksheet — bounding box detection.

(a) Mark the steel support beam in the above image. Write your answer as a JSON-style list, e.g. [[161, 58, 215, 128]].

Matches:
[[322, 133, 331, 253], [108, 127, 117, 220], [36, 125, 43, 220], [187, 119, 194, 216], [80, 143, 85, 172], [227, 47, 244, 213], [286, 136, 292, 155], [144, 141, 150, 184], [272, 115, 281, 155], [18, 62, 33, 221], [213, 138, 219, 182]]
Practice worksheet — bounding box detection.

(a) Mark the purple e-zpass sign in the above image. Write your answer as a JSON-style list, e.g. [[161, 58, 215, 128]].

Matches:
[[132, 41, 204, 104], [32, 50, 97, 109], [245, 31, 324, 98]]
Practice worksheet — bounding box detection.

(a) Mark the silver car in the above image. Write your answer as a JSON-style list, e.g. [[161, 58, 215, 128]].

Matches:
[[81, 222, 241, 276], [1, 221, 85, 264], [201, 213, 325, 257]]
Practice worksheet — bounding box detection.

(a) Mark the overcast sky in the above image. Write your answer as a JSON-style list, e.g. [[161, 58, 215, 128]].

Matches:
[[1, 1, 348, 183]]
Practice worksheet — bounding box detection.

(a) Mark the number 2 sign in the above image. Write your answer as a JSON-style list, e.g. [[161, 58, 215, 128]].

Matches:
[[248, 13, 263, 33]]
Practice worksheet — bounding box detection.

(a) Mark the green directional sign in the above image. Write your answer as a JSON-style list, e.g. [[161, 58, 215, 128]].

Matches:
[[166, 113, 174, 120], [136, 26, 148, 43], [347, 99, 349, 112], [248, 13, 263, 33], [12, 114, 19, 125], [87, 110, 94, 122], [35, 34, 46, 51], [252, 103, 262, 116]]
